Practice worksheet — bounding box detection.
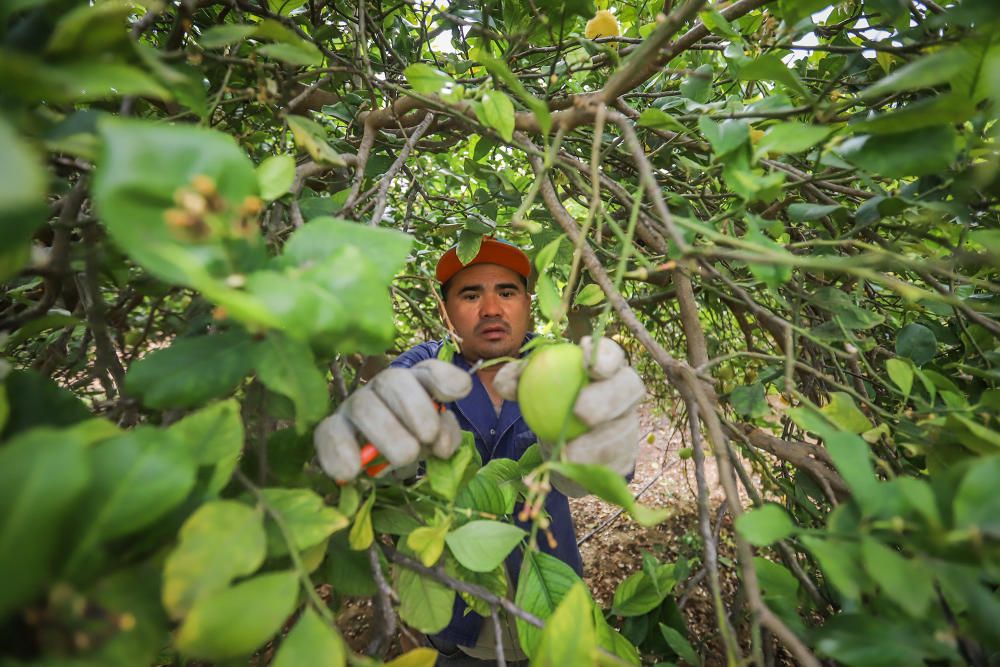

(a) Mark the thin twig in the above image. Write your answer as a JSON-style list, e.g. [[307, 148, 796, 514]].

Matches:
[[366, 543, 398, 657], [369, 112, 435, 226]]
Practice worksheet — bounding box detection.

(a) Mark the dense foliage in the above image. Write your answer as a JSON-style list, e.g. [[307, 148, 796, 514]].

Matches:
[[2, 0, 999, 664]]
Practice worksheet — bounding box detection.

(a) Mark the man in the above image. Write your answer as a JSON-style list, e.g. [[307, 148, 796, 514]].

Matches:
[[314, 237, 646, 664]]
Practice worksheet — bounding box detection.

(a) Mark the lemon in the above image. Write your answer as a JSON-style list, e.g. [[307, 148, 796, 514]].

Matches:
[[585, 9, 621, 40], [518, 343, 590, 443]]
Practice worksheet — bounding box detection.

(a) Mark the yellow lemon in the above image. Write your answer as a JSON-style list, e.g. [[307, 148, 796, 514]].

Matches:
[[586, 9, 621, 40]]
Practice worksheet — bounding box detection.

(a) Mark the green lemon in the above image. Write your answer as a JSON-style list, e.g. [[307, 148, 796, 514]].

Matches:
[[517, 343, 589, 443]]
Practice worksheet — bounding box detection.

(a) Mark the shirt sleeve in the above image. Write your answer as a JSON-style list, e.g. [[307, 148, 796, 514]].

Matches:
[[390, 340, 442, 369]]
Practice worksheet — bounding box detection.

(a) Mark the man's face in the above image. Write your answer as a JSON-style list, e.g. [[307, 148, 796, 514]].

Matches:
[[443, 263, 531, 362]]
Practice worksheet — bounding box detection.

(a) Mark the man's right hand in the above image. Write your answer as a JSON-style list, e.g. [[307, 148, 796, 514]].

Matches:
[[314, 359, 473, 481]]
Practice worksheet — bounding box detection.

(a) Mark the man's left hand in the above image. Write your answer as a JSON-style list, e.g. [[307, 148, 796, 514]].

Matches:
[[494, 336, 646, 490]]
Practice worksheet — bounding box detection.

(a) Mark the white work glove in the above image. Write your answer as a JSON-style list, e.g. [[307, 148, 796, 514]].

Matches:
[[494, 337, 646, 496], [314, 359, 473, 482]]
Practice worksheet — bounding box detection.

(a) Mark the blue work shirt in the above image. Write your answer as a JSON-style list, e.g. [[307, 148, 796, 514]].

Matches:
[[391, 339, 584, 647]]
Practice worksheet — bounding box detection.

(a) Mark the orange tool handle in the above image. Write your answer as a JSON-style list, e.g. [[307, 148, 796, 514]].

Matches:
[[355, 402, 447, 479], [359, 442, 389, 477]]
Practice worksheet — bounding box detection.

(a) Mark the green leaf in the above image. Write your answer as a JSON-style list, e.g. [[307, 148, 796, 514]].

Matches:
[[0, 386, 7, 434], [474, 90, 516, 142], [531, 582, 596, 666], [637, 108, 687, 133], [287, 115, 347, 166], [349, 491, 375, 550], [406, 521, 451, 567], [254, 332, 330, 433], [126, 331, 255, 409], [426, 442, 475, 500], [819, 392, 871, 434], [742, 217, 792, 286], [698, 116, 748, 157], [660, 624, 700, 667], [515, 550, 583, 656], [895, 323, 937, 366], [953, 456, 1000, 535], [734, 504, 796, 546], [373, 506, 423, 535], [700, 8, 740, 39], [611, 562, 677, 616], [860, 537, 934, 617], [0, 117, 48, 282], [473, 50, 552, 136], [1, 369, 91, 439], [404, 63, 455, 95], [198, 24, 258, 49], [776, 0, 830, 24], [281, 216, 412, 284], [261, 488, 349, 557], [258, 154, 296, 201], [176, 571, 300, 661], [800, 536, 867, 601], [272, 607, 346, 667], [849, 93, 977, 135], [787, 203, 844, 222], [325, 531, 378, 596], [162, 501, 267, 619], [549, 463, 670, 526], [755, 122, 830, 158], [753, 557, 798, 603], [65, 428, 196, 579], [455, 457, 521, 515], [734, 54, 810, 99], [258, 42, 322, 66], [680, 64, 713, 103], [80, 560, 171, 666], [445, 520, 526, 572], [0, 428, 90, 619], [730, 382, 768, 419], [3, 312, 83, 351], [838, 126, 957, 178], [444, 553, 507, 616], [457, 229, 484, 265], [395, 561, 456, 633], [50, 62, 174, 102], [168, 399, 244, 493], [825, 432, 878, 507], [536, 272, 564, 323], [860, 47, 971, 100], [574, 283, 604, 307], [534, 235, 564, 272], [44, 1, 133, 56], [594, 607, 641, 665]]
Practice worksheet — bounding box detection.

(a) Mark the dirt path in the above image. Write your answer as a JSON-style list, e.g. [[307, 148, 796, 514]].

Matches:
[[569, 404, 744, 662]]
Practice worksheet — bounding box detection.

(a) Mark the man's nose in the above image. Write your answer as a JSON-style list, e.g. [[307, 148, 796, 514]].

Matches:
[[480, 292, 502, 317]]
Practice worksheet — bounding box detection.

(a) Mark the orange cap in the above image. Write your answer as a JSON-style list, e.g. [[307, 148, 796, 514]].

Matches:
[[436, 237, 532, 284]]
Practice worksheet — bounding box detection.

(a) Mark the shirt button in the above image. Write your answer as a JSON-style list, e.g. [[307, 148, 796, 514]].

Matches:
[[490, 428, 496, 435]]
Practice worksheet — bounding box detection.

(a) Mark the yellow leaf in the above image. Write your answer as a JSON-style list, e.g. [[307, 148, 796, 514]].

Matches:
[[384, 647, 438, 667]]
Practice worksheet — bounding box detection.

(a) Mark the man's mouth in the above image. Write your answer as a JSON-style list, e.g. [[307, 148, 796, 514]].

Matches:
[[477, 323, 509, 341]]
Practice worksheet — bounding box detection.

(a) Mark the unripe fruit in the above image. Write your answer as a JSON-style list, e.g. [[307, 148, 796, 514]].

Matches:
[[518, 343, 590, 443]]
